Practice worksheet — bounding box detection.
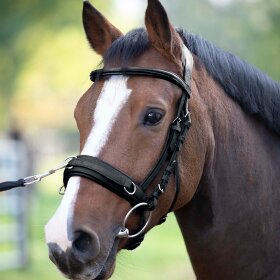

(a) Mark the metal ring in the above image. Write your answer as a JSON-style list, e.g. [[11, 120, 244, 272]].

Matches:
[[172, 116, 182, 124], [64, 156, 77, 163], [117, 202, 152, 239], [124, 182, 137, 195], [58, 185, 66, 195], [158, 184, 164, 193], [117, 228, 129, 238]]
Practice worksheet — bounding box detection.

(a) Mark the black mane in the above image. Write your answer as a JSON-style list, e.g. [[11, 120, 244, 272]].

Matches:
[[104, 28, 280, 135]]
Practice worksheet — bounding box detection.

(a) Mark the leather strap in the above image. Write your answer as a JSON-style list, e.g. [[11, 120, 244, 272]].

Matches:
[[64, 156, 146, 206], [90, 67, 191, 98], [168, 160, 180, 212], [0, 179, 25, 192]]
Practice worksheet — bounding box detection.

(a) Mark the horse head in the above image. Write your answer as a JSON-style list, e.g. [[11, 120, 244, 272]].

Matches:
[[44, 1, 205, 279]]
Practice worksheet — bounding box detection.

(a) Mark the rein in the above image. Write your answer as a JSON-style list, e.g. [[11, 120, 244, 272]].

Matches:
[[0, 66, 192, 250]]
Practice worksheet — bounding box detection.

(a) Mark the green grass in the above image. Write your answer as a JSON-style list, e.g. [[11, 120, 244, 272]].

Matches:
[[0, 179, 195, 280]]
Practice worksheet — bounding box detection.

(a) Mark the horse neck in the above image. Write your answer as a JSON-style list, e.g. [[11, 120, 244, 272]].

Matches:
[[176, 62, 280, 279]]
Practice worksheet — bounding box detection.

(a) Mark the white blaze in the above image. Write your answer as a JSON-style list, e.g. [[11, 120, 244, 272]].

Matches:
[[45, 76, 132, 250], [82, 76, 132, 156], [44, 177, 80, 251]]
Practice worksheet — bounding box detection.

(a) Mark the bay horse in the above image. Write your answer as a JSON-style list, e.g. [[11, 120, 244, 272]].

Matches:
[[45, 0, 280, 279]]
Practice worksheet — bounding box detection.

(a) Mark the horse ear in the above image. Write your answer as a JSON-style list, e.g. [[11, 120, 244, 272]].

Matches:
[[82, 0, 123, 56], [145, 0, 183, 66]]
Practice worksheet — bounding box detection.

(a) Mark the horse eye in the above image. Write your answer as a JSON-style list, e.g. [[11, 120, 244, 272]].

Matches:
[[143, 109, 164, 126]]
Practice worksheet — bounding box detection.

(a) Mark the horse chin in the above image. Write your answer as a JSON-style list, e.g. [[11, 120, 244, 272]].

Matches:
[[81, 238, 118, 280], [93, 262, 116, 280], [91, 242, 118, 280]]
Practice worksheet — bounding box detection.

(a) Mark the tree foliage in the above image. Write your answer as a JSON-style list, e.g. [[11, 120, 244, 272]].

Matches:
[[0, 0, 279, 131], [0, 0, 107, 129]]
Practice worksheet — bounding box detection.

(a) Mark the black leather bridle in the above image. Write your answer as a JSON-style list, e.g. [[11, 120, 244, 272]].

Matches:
[[0, 62, 192, 250], [63, 66, 192, 250]]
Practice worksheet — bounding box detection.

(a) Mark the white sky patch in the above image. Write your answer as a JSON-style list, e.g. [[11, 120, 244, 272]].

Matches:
[[81, 76, 132, 156], [113, 0, 145, 23], [208, 0, 233, 7]]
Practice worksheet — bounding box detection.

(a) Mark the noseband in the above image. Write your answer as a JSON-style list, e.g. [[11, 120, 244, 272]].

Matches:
[[63, 66, 192, 249]]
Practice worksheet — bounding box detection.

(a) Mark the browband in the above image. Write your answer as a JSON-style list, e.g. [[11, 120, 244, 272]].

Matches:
[[90, 67, 191, 98]]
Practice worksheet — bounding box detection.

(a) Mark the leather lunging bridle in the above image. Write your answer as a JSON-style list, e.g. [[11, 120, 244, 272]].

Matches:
[[63, 66, 192, 250], [0, 64, 192, 250]]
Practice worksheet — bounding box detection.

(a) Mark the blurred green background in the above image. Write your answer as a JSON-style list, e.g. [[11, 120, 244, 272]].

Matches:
[[0, 0, 279, 279]]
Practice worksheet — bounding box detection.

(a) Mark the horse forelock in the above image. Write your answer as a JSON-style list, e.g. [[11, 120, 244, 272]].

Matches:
[[103, 28, 150, 66]]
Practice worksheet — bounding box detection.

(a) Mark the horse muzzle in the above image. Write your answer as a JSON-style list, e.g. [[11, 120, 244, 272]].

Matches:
[[47, 228, 117, 280]]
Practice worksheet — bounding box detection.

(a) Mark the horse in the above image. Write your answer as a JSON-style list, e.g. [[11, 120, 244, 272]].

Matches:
[[44, 0, 280, 279]]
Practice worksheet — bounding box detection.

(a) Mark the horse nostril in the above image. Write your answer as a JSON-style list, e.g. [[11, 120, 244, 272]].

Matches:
[[72, 228, 100, 263], [73, 231, 92, 253]]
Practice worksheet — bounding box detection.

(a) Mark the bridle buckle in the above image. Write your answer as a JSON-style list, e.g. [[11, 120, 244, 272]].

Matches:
[[124, 182, 137, 195]]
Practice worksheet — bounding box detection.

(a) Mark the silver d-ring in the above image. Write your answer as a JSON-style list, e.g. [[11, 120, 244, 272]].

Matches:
[[64, 156, 77, 170], [58, 185, 66, 195], [158, 184, 164, 193], [124, 182, 137, 195], [117, 202, 152, 239], [64, 156, 77, 163]]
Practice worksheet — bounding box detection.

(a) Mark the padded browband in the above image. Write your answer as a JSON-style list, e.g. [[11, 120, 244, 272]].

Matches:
[[90, 67, 191, 98]]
